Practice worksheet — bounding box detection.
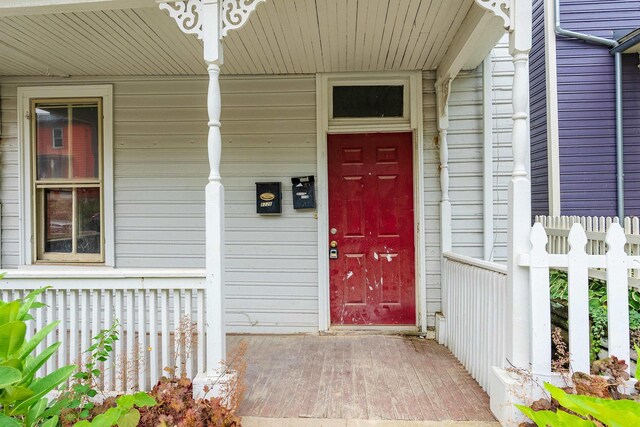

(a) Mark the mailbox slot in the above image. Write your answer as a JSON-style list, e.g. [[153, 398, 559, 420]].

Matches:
[[291, 176, 316, 209]]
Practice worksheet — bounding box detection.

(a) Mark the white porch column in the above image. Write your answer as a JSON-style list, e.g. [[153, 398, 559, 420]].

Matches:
[[436, 80, 453, 255], [202, 0, 226, 378], [505, 0, 532, 371], [160, 0, 265, 397], [435, 79, 452, 344]]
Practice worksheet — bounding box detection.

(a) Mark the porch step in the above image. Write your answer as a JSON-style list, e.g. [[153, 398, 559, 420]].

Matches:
[[242, 417, 500, 427]]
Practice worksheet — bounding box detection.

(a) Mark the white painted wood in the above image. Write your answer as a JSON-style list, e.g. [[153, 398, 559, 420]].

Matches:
[[606, 223, 631, 370], [529, 223, 551, 374], [506, 0, 533, 370], [543, 0, 560, 216], [483, 56, 494, 262], [442, 251, 507, 392], [16, 85, 114, 267], [0, 0, 492, 76], [0, 284, 205, 393], [567, 223, 590, 374]]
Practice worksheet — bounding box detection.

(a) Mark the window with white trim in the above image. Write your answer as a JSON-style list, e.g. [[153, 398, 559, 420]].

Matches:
[[33, 99, 103, 263], [19, 85, 113, 266]]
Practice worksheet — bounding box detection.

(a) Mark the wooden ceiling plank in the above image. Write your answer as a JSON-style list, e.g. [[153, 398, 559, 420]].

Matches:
[[426, 0, 470, 69], [109, 9, 183, 75], [0, 44, 48, 75], [334, 0, 347, 71], [315, 0, 332, 72], [325, 0, 340, 72], [414, 0, 449, 70], [390, 0, 421, 70], [344, 0, 357, 72], [126, 8, 194, 75], [81, 10, 156, 74], [375, 0, 398, 70], [253, 4, 289, 74], [367, 0, 388, 70], [292, 1, 317, 73], [67, 10, 149, 75], [0, 15, 85, 75], [13, 14, 108, 75], [384, 0, 410, 70], [0, 0, 156, 17], [353, 0, 368, 71], [224, 34, 258, 75], [237, 18, 274, 74], [137, 8, 204, 75], [276, 0, 305, 73], [245, 10, 281, 74], [405, 0, 439, 70], [400, 0, 433, 70], [231, 19, 269, 74], [360, 0, 380, 70], [262, 0, 295, 73], [303, 0, 323, 73]]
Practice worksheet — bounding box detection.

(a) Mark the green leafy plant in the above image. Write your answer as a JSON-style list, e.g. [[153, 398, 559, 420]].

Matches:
[[73, 392, 156, 427], [549, 270, 640, 361], [61, 322, 120, 424], [0, 286, 77, 426], [517, 382, 640, 427]]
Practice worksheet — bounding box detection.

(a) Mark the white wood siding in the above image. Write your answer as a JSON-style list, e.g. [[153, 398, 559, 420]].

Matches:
[[1, 71, 498, 331]]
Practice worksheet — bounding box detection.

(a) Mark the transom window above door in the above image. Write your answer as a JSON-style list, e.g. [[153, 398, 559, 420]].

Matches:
[[32, 99, 104, 263]]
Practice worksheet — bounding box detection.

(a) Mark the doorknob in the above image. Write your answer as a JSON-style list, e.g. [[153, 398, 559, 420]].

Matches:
[[329, 240, 338, 259]]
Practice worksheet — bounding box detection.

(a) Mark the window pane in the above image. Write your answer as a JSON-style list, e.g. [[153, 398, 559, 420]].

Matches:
[[77, 187, 101, 254], [36, 107, 70, 179], [70, 105, 100, 179], [44, 189, 72, 253], [35, 103, 100, 180], [332, 85, 404, 118]]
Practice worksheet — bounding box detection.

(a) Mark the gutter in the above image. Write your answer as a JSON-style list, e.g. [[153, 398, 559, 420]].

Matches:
[[553, 0, 625, 218]]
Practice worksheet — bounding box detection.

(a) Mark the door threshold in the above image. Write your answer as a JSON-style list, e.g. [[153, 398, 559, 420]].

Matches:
[[323, 325, 423, 336]]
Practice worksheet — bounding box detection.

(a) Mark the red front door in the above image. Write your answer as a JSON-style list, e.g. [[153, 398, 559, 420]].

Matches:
[[328, 132, 416, 325]]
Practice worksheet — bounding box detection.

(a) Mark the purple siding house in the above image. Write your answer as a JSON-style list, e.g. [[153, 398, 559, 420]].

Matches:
[[530, 0, 640, 218]]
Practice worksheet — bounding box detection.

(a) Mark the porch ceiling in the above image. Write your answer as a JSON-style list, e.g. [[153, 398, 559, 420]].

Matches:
[[0, 0, 479, 76]]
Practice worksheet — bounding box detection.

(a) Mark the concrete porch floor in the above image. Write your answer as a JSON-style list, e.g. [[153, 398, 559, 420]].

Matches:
[[227, 335, 496, 423]]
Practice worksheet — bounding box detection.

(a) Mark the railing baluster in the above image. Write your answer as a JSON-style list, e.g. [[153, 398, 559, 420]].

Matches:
[[149, 289, 159, 386], [529, 224, 551, 375], [568, 224, 590, 374], [606, 224, 631, 370]]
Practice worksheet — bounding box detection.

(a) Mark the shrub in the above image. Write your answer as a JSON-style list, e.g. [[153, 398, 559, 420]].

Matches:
[[0, 286, 77, 427]]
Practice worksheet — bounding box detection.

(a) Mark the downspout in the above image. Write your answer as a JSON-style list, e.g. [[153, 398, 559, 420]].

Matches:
[[554, 0, 625, 218]]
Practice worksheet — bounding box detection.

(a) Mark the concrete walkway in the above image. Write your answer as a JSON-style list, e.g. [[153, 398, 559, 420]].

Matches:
[[229, 335, 496, 423]]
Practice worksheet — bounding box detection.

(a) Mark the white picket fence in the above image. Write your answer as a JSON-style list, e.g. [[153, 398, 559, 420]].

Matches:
[[442, 252, 507, 392], [0, 281, 207, 393], [522, 222, 631, 375], [536, 215, 640, 286]]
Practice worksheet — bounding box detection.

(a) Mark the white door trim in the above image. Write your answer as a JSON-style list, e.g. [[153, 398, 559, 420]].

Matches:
[[316, 71, 427, 332]]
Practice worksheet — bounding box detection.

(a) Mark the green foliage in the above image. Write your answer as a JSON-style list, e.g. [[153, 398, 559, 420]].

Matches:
[[549, 270, 640, 360], [518, 383, 640, 427], [62, 322, 120, 423], [0, 287, 77, 426], [72, 392, 156, 427]]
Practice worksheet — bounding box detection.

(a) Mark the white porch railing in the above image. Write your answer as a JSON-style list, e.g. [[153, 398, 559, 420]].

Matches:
[[442, 252, 507, 392], [536, 215, 640, 286], [0, 272, 206, 393], [521, 223, 632, 375]]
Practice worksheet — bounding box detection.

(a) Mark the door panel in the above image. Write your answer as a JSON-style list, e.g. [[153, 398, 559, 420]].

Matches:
[[328, 132, 415, 325]]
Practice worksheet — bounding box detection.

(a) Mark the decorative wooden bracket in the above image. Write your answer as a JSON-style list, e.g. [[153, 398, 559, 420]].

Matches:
[[159, 0, 266, 39], [436, 78, 453, 127], [474, 0, 511, 29]]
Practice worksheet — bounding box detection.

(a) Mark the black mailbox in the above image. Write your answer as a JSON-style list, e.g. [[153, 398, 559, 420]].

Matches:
[[291, 176, 315, 209], [256, 182, 282, 214]]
